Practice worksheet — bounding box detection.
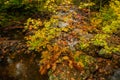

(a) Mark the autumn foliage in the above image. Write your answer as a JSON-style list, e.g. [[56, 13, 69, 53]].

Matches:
[[23, 0, 120, 76]]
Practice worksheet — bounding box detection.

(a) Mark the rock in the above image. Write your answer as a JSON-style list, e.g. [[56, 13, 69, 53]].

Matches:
[[6, 57, 48, 80], [0, 49, 2, 55], [49, 54, 97, 80], [58, 21, 69, 28], [109, 69, 120, 80]]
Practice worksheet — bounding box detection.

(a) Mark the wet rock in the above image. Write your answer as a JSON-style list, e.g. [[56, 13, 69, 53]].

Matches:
[[7, 57, 13, 64], [0, 52, 48, 80], [82, 34, 94, 40], [58, 21, 69, 28], [6, 57, 47, 80], [109, 69, 120, 80]]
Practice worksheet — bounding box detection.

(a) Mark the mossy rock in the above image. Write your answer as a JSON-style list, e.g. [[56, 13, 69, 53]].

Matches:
[[49, 55, 97, 80]]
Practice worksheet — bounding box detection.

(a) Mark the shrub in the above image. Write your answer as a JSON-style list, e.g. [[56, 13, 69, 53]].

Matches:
[[90, 0, 120, 55]]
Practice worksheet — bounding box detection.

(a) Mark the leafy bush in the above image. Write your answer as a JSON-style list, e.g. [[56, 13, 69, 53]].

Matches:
[[24, 0, 120, 76], [25, 18, 62, 51], [90, 0, 120, 55], [24, 0, 96, 74]]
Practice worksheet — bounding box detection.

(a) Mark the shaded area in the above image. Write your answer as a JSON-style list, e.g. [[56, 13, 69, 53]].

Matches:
[[0, 40, 49, 80]]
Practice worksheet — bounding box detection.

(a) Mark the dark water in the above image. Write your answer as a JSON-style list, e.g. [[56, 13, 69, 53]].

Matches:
[[0, 56, 48, 80]]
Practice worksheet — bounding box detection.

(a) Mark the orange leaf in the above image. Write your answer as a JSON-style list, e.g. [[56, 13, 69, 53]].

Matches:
[[52, 63, 56, 71], [47, 44, 52, 51], [40, 66, 47, 75], [53, 45, 59, 52], [46, 64, 51, 69]]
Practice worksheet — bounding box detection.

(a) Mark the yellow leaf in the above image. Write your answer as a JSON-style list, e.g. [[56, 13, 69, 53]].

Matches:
[[74, 51, 82, 59], [62, 56, 69, 60], [77, 62, 84, 67], [47, 44, 52, 51], [62, 27, 69, 32], [69, 60, 73, 68], [41, 51, 50, 59]]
